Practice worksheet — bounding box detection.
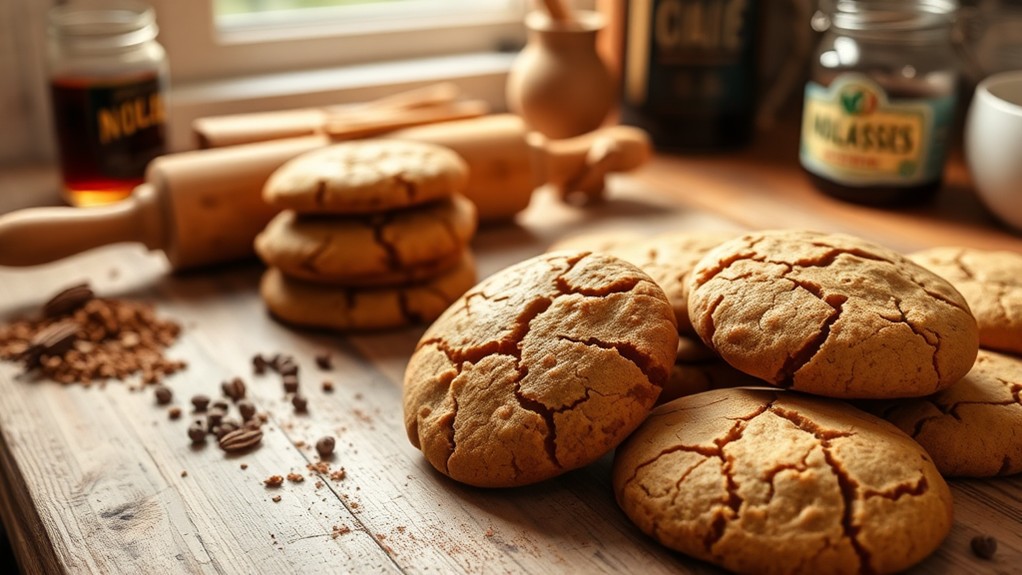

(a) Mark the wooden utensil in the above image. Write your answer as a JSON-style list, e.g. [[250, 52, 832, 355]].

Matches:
[[0, 115, 651, 270]]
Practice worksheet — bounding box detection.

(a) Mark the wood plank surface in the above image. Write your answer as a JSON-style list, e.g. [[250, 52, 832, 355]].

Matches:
[[1, 139, 1021, 575]]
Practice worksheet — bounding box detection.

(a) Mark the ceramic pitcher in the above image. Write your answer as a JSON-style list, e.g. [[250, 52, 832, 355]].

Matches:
[[506, 10, 615, 140]]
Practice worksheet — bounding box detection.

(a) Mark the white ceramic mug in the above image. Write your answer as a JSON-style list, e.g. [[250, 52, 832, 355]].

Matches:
[[965, 71, 1022, 231]]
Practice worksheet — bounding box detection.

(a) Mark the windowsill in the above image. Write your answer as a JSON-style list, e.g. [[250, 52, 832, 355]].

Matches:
[[167, 51, 516, 151]]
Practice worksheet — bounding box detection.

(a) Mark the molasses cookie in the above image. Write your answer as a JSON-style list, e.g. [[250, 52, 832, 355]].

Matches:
[[687, 230, 979, 398], [260, 250, 476, 331], [909, 246, 1022, 355], [549, 229, 737, 334], [662, 335, 763, 404], [263, 140, 469, 214], [613, 388, 953, 575], [868, 349, 1022, 477], [403, 251, 678, 487], [254, 195, 476, 286]]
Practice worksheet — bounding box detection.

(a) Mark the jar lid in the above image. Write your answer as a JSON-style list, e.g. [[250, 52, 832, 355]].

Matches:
[[49, 0, 158, 51], [821, 0, 958, 33]]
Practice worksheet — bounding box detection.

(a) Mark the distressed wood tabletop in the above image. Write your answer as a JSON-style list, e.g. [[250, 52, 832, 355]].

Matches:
[[0, 130, 1020, 574]]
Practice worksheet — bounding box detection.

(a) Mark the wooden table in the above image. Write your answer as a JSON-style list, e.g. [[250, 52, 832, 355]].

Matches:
[[1, 126, 1020, 574]]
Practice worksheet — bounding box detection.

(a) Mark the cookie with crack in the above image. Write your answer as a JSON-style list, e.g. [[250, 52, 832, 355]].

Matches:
[[263, 140, 469, 214], [255, 195, 476, 286], [908, 247, 1022, 355], [866, 349, 1022, 477], [403, 251, 679, 487], [549, 230, 737, 334], [260, 250, 476, 331], [613, 388, 953, 575], [661, 335, 764, 404], [687, 230, 979, 399]]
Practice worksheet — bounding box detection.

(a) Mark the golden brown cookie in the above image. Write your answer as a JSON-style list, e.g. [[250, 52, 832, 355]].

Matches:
[[549, 230, 737, 334], [909, 247, 1022, 355], [262, 140, 469, 214], [403, 251, 678, 488], [254, 195, 477, 286], [661, 335, 763, 404], [688, 230, 979, 398], [259, 251, 476, 331], [613, 388, 953, 575], [867, 349, 1022, 477]]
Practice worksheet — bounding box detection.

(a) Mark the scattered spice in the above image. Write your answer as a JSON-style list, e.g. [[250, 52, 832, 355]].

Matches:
[[154, 385, 173, 405], [315, 436, 335, 459], [315, 353, 333, 370], [190, 394, 210, 412], [331, 525, 351, 539], [0, 287, 186, 385], [971, 535, 997, 560]]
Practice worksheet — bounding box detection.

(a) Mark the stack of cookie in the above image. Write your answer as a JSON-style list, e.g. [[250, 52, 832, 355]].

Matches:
[[254, 140, 479, 331]]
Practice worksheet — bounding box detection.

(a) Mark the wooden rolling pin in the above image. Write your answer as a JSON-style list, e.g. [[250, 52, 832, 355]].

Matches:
[[0, 114, 650, 270]]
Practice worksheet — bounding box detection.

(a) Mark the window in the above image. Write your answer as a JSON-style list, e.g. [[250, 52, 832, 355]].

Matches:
[[151, 0, 528, 83]]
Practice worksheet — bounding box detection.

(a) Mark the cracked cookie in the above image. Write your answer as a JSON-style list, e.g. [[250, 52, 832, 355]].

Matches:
[[687, 230, 979, 399], [613, 388, 953, 575], [661, 335, 764, 404], [403, 251, 679, 487], [866, 349, 1022, 477], [908, 247, 1022, 355], [260, 250, 476, 331], [263, 140, 469, 214], [549, 230, 738, 334], [254, 195, 476, 286]]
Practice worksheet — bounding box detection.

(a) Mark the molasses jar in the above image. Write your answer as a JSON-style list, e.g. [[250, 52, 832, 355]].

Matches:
[[47, 0, 169, 207], [799, 0, 959, 205]]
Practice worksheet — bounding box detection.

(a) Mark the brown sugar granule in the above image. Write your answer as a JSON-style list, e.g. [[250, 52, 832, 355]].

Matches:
[[315, 353, 333, 370], [272, 495, 282, 503], [154, 385, 173, 405], [315, 436, 335, 459], [971, 535, 997, 560], [190, 394, 210, 412], [168, 406, 182, 420], [286, 472, 305, 483], [264, 475, 284, 488], [0, 294, 185, 385]]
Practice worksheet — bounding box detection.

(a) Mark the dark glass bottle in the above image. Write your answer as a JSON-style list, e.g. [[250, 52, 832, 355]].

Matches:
[[618, 0, 760, 152]]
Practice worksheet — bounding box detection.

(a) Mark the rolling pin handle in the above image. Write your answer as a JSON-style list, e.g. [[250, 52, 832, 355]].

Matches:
[[0, 184, 166, 267]]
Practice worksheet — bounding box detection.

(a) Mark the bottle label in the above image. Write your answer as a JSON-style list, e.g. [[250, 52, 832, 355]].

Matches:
[[800, 74, 955, 186], [51, 72, 167, 182], [624, 0, 757, 114]]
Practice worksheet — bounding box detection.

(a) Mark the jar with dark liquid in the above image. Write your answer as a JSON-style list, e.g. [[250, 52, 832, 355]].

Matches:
[[800, 0, 959, 205], [47, 0, 168, 207]]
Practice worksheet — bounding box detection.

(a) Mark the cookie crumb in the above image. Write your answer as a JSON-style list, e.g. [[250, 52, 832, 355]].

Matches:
[[330, 468, 347, 481], [240, 463, 248, 470], [485, 528, 494, 537], [971, 535, 997, 560], [180, 470, 188, 478], [168, 406, 182, 420], [264, 475, 284, 488], [321, 380, 334, 392], [286, 472, 305, 483], [272, 495, 281, 503]]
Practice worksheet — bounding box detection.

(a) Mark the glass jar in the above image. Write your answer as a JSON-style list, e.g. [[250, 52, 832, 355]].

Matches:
[[799, 0, 959, 205], [47, 0, 169, 207]]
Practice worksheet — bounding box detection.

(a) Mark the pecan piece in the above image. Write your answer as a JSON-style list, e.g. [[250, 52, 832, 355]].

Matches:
[[42, 283, 94, 318], [218, 428, 263, 453], [21, 321, 79, 368]]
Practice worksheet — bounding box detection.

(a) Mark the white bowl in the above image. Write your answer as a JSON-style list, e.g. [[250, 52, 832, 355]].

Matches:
[[965, 71, 1022, 231]]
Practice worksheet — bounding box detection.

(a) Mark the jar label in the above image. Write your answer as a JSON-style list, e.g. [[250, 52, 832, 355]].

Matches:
[[50, 72, 167, 183], [800, 74, 955, 186]]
